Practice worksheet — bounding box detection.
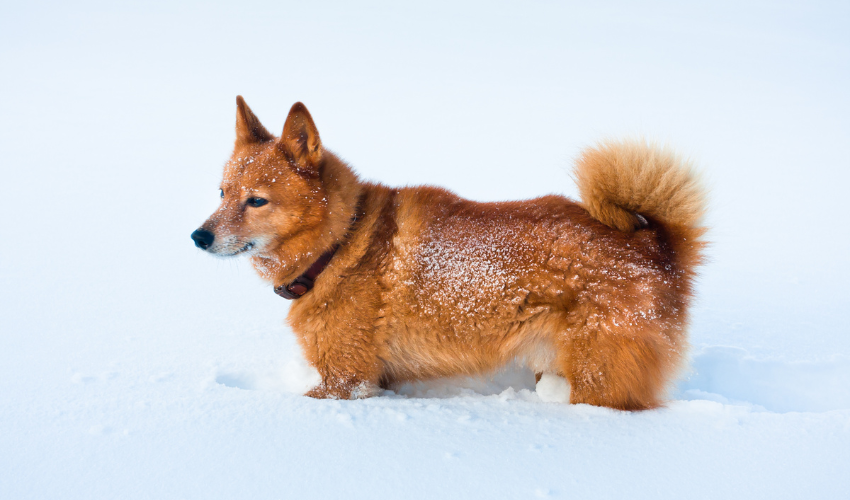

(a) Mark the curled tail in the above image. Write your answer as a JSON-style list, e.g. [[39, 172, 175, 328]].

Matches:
[[574, 139, 708, 265]]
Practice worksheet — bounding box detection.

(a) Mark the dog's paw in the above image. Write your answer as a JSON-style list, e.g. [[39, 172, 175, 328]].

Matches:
[[536, 373, 571, 403], [305, 381, 380, 400], [304, 385, 340, 399], [350, 381, 381, 399]]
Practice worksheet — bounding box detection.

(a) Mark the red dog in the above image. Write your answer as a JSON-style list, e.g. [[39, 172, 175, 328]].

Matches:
[[193, 97, 707, 409]]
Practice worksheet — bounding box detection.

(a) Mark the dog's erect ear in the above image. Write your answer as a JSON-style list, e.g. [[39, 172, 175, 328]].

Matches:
[[280, 102, 322, 168], [235, 95, 274, 145]]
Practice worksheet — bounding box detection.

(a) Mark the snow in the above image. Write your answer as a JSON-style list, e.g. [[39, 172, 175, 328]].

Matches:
[[1, 1, 849, 498]]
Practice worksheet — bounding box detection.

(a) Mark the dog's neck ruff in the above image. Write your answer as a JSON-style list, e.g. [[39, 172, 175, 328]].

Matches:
[[273, 194, 364, 300], [273, 246, 339, 300]]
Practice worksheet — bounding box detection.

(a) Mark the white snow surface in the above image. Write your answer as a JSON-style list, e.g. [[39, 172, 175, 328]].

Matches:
[[1, 1, 849, 499]]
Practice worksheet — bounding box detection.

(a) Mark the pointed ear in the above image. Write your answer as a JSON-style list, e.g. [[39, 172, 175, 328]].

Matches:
[[280, 102, 322, 168], [235, 95, 274, 145]]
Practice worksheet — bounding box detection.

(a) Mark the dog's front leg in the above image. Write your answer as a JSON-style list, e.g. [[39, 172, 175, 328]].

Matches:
[[298, 324, 384, 400]]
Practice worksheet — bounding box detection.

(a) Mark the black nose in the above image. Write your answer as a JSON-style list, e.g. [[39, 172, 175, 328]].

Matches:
[[191, 229, 215, 250]]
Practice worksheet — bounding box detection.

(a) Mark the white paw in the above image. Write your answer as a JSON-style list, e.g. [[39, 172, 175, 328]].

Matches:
[[536, 373, 571, 403], [350, 381, 382, 399]]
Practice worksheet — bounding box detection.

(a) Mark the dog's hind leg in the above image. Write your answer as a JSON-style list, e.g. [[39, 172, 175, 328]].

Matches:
[[559, 313, 681, 410]]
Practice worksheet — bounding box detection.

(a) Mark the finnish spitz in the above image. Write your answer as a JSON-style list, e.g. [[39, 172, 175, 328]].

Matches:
[[192, 97, 706, 410]]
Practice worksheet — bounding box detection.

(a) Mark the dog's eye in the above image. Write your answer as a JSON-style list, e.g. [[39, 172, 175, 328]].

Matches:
[[246, 197, 268, 208], [219, 189, 224, 199]]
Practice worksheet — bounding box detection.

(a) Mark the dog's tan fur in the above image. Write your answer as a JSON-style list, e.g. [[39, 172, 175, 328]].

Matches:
[[196, 97, 707, 410]]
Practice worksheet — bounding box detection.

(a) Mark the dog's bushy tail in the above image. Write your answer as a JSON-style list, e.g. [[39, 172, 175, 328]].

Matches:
[[574, 139, 707, 264]]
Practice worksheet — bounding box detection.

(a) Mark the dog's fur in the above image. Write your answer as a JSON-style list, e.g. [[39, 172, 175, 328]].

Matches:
[[195, 97, 707, 410]]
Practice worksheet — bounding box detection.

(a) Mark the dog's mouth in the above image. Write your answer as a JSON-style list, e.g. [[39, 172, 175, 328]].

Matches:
[[226, 242, 255, 257], [205, 234, 268, 258]]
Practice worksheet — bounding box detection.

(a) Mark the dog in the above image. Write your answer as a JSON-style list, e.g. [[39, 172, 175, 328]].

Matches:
[[192, 97, 707, 410]]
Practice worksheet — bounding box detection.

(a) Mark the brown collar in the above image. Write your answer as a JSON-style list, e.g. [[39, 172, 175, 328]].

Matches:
[[273, 194, 364, 300], [273, 246, 339, 300]]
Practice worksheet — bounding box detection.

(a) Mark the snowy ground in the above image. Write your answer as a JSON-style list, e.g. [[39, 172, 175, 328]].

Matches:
[[2, 1, 849, 498]]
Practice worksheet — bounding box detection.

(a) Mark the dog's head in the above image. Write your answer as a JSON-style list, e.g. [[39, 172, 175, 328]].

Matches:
[[192, 97, 327, 258]]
